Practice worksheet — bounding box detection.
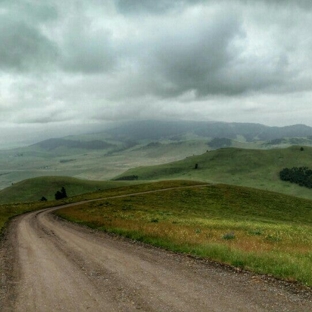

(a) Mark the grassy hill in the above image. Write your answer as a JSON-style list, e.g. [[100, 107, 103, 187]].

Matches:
[[2, 120, 312, 191], [0, 138, 212, 190], [0, 176, 130, 204], [56, 181, 312, 286], [115, 145, 312, 200]]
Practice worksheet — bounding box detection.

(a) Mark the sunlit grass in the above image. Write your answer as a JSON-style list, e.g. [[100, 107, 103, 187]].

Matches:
[[56, 183, 312, 286]]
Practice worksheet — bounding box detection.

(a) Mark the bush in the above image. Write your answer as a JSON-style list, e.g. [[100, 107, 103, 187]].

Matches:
[[55, 187, 67, 200], [280, 167, 312, 189]]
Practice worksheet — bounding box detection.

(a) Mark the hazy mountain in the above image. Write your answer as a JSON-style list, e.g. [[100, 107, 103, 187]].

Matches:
[[104, 120, 312, 142], [1, 120, 312, 191]]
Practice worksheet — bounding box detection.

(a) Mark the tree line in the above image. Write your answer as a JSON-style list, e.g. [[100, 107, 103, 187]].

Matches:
[[280, 167, 312, 188]]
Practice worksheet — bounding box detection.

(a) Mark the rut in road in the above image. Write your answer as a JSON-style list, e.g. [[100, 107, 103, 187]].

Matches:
[[1, 188, 312, 311]]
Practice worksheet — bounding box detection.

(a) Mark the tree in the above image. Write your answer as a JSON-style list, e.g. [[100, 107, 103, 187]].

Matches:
[[55, 187, 68, 200], [40, 196, 47, 202], [280, 167, 312, 189], [194, 163, 198, 169], [61, 186, 67, 198]]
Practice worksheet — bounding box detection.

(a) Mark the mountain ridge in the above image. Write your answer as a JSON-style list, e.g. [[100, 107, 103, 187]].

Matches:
[[30, 120, 312, 149]]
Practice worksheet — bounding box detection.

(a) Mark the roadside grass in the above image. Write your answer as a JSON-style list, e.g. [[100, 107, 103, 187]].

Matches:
[[56, 183, 312, 286], [0, 180, 204, 234], [0, 201, 53, 236]]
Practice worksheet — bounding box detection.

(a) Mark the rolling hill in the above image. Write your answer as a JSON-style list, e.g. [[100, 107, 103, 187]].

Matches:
[[2, 120, 312, 191], [115, 145, 312, 200], [0, 176, 130, 204]]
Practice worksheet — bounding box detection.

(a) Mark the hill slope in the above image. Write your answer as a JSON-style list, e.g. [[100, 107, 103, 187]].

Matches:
[[0, 176, 129, 204], [2, 120, 312, 191], [115, 145, 312, 199]]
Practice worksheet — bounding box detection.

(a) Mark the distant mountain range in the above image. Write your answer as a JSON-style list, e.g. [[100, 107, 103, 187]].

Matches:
[[32, 120, 312, 150], [105, 120, 312, 141], [1, 120, 312, 192]]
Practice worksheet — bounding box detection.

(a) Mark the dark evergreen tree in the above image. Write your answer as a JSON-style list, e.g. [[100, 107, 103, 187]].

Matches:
[[55, 187, 68, 200], [280, 167, 312, 189], [61, 187, 67, 198]]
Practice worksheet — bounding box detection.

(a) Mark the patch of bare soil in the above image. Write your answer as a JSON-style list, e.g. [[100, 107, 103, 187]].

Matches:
[[1, 204, 312, 311]]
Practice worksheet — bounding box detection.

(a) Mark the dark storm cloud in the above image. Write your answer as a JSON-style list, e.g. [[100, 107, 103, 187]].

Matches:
[[148, 14, 245, 96], [0, 0, 312, 146], [109, 6, 295, 99], [60, 21, 116, 73], [115, 0, 312, 15], [115, 0, 204, 14], [0, 2, 58, 71]]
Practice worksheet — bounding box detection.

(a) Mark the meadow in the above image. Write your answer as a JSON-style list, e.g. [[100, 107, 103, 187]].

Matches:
[[117, 145, 312, 200], [2, 174, 312, 287], [0, 138, 210, 190], [56, 181, 312, 286], [0, 176, 130, 204], [0, 180, 203, 234]]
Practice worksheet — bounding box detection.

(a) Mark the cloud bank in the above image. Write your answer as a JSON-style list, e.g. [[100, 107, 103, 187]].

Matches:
[[0, 0, 311, 145]]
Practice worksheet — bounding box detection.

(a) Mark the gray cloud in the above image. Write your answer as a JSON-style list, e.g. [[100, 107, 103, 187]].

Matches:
[[115, 0, 203, 14], [60, 22, 115, 73], [0, 18, 58, 72], [0, 2, 58, 72], [115, 0, 312, 15], [150, 13, 245, 96], [0, 0, 312, 146]]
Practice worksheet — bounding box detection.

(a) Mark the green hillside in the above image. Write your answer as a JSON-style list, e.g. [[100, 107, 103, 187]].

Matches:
[[0, 176, 130, 204], [3, 120, 312, 191], [56, 182, 312, 286], [115, 145, 312, 199]]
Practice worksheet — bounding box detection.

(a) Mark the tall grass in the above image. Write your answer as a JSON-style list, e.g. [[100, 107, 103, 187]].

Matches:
[[56, 183, 312, 286]]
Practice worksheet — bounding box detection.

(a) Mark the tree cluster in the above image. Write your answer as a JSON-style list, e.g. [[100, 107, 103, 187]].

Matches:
[[114, 175, 139, 181], [279, 167, 312, 188], [55, 187, 68, 200]]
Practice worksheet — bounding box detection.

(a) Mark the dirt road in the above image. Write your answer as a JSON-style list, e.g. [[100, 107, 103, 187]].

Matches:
[[1, 199, 312, 311]]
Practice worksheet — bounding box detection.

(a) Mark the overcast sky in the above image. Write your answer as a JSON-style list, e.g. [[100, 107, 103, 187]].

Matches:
[[0, 0, 312, 146]]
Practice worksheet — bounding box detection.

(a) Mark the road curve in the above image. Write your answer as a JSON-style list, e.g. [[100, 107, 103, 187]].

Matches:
[[1, 194, 312, 311]]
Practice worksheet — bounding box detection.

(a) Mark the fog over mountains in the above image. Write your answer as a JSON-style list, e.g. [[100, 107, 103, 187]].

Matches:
[[105, 120, 312, 141], [1, 119, 312, 191], [33, 120, 312, 149]]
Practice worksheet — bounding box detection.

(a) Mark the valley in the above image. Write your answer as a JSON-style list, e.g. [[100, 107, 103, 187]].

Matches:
[[1, 120, 312, 310]]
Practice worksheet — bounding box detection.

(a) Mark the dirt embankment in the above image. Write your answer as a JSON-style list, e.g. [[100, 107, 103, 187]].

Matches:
[[1, 203, 312, 311]]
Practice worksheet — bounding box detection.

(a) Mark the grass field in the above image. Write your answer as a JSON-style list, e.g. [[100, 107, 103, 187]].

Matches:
[[56, 181, 312, 287], [0, 201, 51, 236], [0, 180, 203, 234], [0, 139, 210, 190], [0, 176, 132, 204], [116, 145, 312, 200]]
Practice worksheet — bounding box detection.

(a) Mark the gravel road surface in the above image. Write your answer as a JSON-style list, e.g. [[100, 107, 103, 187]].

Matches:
[[1, 196, 312, 311]]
